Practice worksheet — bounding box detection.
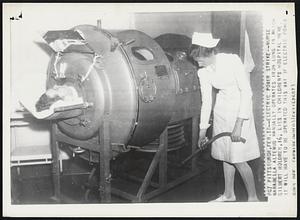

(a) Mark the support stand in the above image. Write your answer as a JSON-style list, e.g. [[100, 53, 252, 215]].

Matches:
[[111, 116, 200, 202], [50, 116, 113, 203], [50, 116, 201, 203], [98, 116, 111, 203], [50, 123, 61, 202], [191, 115, 198, 171]]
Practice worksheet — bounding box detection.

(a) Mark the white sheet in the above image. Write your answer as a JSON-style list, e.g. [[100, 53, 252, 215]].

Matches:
[[18, 88, 84, 119]]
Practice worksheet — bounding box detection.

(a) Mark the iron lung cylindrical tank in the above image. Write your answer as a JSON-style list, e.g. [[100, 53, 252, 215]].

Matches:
[[44, 25, 200, 150]]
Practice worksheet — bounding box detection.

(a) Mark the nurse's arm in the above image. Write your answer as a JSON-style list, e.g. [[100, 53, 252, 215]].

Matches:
[[198, 69, 213, 135], [233, 55, 253, 120], [231, 117, 245, 142]]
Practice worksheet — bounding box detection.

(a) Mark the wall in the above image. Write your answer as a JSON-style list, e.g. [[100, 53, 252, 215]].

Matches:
[[134, 12, 211, 38], [211, 11, 241, 54], [246, 12, 263, 150]]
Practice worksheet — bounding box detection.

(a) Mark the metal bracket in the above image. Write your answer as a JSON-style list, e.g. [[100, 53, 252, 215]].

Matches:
[[110, 36, 122, 52], [111, 143, 130, 153], [105, 174, 112, 183], [110, 36, 136, 52], [80, 53, 103, 83], [52, 52, 63, 79], [138, 76, 157, 103]]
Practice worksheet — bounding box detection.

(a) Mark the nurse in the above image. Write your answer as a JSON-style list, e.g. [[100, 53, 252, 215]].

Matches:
[[190, 32, 260, 202]]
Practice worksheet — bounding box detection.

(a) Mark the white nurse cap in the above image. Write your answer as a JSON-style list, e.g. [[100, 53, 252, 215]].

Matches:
[[192, 32, 220, 48]]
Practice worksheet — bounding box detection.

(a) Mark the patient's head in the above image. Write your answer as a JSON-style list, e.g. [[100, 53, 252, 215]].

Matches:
[[35, 92, 62, 112], [35, 85, 78, 112]]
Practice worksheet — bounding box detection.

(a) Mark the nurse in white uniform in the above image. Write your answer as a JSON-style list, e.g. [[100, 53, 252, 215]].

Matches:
[[190, 32, 260, 202]]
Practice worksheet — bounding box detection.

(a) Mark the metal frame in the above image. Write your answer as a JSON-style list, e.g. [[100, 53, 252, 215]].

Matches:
[[50, 115, 200, 203], [50, 115, 113, 203], [112, 116, 199, 202]]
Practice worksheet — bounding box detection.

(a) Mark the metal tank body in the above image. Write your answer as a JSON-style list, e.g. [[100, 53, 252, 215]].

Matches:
[[33, 25, 203, 203], [154, 33, 201, 123], [45, 25, 179, 149]]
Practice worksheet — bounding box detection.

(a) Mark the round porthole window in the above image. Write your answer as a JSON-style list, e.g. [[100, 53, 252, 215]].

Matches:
[[131, 47, 154, 61]]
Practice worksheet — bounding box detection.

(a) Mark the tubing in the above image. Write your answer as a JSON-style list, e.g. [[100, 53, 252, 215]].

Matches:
[[180, 132, 246, 166]]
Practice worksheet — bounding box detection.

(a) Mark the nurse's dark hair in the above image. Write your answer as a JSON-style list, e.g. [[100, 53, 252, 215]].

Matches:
[[189, 44, 218, 59]]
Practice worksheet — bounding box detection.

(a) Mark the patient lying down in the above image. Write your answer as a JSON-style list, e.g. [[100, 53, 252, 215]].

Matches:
[[35, 85, 80, 112]]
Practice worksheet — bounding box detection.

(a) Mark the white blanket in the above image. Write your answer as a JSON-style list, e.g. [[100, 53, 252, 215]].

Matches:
[[18, 88, 84, 120]]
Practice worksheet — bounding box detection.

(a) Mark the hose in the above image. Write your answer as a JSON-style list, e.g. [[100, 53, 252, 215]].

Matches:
[[180, 132, 246, 166]]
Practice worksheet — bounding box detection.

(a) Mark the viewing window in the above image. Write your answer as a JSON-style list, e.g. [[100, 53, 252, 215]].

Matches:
[[131, 47, 154, 61]]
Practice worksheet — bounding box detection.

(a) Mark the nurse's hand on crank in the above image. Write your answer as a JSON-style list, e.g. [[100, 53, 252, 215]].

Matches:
[[231, 118, 244, 142], [198, 129, 208, 149]]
